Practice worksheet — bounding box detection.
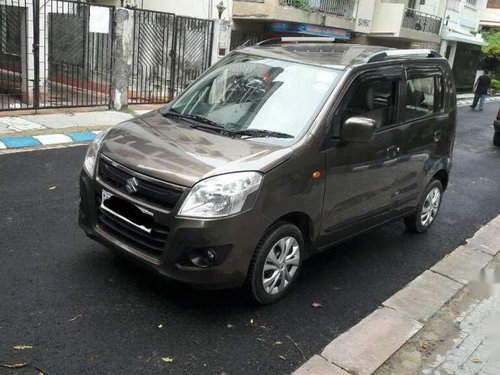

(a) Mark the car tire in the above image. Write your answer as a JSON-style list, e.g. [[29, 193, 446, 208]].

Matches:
[[246, 222, 304, 305], [404, 179, 444, 233], [494, 132, 500, 147]]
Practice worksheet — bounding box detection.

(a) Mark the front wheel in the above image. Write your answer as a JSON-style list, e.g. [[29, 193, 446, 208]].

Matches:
[[404, 180, 443, 233], [247, 222, 304, 304]]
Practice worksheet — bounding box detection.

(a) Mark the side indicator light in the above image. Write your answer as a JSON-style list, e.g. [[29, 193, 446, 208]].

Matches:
[[312, 171, 321, 179]]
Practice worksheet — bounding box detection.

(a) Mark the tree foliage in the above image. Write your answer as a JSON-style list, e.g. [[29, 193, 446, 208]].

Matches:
[[482, 29, 500, 62]]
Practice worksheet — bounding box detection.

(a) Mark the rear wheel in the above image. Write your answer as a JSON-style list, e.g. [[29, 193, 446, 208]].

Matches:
[[404, 180, 443, 233], [247, 222, 303, 304], [494, 132, 500, 146]]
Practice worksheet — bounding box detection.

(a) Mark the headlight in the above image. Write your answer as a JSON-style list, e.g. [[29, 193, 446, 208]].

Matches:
[[178, 172, 263, 218], [83, 129, 109, 177]]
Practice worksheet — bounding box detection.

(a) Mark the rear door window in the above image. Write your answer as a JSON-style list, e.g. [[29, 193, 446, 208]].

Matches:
[[402, 73, 442, 121]]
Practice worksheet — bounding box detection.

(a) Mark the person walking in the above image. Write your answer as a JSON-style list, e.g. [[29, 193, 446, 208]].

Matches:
[[471, 71, 491, 111]]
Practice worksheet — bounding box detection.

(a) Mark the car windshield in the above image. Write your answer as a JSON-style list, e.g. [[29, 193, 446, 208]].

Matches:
[[166, 53, 341, 140]]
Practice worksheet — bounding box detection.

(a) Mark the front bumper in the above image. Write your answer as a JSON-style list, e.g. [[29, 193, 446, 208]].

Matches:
[[79, 169, 270, 289]]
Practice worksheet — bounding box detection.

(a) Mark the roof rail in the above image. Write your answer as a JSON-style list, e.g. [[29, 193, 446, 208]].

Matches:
[[256, 37, 336, 46], [367, 49, 442, 63]]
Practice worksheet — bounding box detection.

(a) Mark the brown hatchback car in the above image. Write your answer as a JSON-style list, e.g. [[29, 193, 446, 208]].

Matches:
[[79, 40, 456, 304]]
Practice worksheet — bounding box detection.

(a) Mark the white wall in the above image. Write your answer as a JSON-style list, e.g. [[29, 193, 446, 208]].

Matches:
[[444, 0, 486, 35], [141, 0, 233, 21], [480, 3, 500, 26], [371, 2, 405, 35]]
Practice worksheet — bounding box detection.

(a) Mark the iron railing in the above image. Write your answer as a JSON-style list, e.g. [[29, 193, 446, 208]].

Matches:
[[0, 1, 28, 110], [128, 10, 214, 104], [279, 0, 356, 18], [402, 8, 442, 34]]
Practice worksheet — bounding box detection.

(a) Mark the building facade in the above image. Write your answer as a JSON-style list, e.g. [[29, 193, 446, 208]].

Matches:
[[480, 0, 500, 28], [231, 0, 446, 50], [440, 0, 486, 91]]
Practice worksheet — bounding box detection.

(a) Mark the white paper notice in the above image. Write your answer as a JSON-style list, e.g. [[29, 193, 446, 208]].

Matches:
[[89, 6, 110, 34]]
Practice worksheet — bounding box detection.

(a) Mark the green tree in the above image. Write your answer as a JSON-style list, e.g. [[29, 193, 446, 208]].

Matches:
[[481, 29, 500, 73]]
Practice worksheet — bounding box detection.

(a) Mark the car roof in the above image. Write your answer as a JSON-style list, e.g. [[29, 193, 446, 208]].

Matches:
[[237, 43, 445, 70]]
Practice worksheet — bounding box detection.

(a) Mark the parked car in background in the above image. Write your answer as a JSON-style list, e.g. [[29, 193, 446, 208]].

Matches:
[[79, 39, 457, 304], [494, 108, 500, 146]]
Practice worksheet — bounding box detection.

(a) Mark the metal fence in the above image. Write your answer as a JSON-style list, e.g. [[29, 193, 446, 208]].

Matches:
[[279, 0, 356, 18], [44, 0, 114, 108], [0, 1, 28, 110], [129, 9, 176, 104], [403, 8, 442, 34], [0, 0, 114, 111], [0, 2, 214, 111], [172, 16, 214, 97], [230, 29, 263, 50], [129, 11, 214, 104]]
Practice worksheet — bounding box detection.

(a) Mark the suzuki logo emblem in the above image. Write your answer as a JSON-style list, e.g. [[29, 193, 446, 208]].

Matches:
[[125, 177, 139, 194]]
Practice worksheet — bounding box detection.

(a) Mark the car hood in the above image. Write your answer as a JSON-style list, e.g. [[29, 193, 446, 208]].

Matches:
[[99, 111, 294, 187]]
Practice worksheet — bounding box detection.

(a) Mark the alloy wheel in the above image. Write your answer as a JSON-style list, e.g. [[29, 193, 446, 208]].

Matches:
[[261, 236, 300, 295], [420, 187, 441, 227]]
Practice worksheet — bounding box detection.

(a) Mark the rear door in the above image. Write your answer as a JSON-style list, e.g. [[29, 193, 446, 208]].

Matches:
[[393, 65, 447, 213]]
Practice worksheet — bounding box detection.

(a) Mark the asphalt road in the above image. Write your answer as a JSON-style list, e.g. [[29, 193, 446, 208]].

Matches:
[[1, 104, 500, 375]]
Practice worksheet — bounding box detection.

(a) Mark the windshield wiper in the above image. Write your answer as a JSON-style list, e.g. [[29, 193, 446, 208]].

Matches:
[[163, 112, 293, 139], [230, 129, 294, 139], [163, 111, 222, 128]]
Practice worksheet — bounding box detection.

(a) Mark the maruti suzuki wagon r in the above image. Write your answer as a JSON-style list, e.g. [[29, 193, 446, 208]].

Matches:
[[79, 40, 456, 304]]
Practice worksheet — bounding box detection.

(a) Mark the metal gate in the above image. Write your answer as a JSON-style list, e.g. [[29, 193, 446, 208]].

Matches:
[[0, 1, 28, 110], [45, 0, 114, 108], [129, 10, 214, 104], [0, 0, 114, 111], [0, 2, 214, 111]]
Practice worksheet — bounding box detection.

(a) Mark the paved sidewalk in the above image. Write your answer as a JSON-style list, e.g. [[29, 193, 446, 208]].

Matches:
[[294, 215, 500, 375], [377, 255, 500, 375], [0, 105, 159, 150]]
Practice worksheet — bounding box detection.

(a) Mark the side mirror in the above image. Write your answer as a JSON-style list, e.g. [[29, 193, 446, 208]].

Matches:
[[341, 116, 377, 143]]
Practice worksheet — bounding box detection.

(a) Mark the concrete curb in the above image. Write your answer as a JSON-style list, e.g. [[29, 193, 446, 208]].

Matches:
[[293, 215, 500, 375], [0, 130, 103, 150]]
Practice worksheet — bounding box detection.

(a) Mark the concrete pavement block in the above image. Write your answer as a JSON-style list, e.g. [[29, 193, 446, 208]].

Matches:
[[34, 134, 73, 145], [432, 246, 492, 285], [321, 307, 422, 375], [23, 111, 133, 129], [489, 215, 500, 230], [293, 355, 350, 375], [466, 225, 500, 255], [0, 123, 15, 135], [0, 117, 45, 131], [383, 270, 463, 322]]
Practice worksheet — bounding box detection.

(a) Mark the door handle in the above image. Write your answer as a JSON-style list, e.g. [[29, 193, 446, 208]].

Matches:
[[386, 146, 400, 158], [434, 130, 442, 143]]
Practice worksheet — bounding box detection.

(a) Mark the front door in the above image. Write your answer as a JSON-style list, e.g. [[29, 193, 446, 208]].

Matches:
[[320, 68, 404, 244]]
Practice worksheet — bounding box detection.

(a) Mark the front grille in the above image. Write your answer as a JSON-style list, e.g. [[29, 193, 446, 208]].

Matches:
[[97, 205, 170, 259], [98, 155, 184, 209]]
